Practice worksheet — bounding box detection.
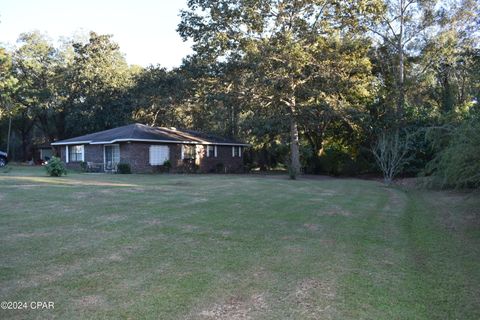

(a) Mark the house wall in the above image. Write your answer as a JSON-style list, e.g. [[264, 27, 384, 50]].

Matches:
[[120, 142, 182, 173], [120, 143, 244, 173], [60, 144, 104, 170], [196, 145, 244, 173], [59, 142, 245, 173]]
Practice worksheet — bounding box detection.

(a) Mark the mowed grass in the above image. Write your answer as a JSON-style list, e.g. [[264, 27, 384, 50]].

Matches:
[[0, 166, 479, 319]]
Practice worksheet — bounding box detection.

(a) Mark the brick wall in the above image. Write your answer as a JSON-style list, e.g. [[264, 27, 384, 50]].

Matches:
[[121, 143, 244, 173], [197, 145, 244, 173], [120, 142, 182, 173], [60, 142, 245, 173], [60, 144, 104, 170]]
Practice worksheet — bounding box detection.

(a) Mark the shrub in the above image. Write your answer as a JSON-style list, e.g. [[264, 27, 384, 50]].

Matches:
[[80, 161, 88, 172], [302, 144, 375, 176], [425, 118, 480, 189], [45, 156, 67, 177], [318, 147, 354, 176], [180, 159, 198, 173], [214, 162, 225, 173], [371, 129, 413, 184], [116, 163, 132, 174]]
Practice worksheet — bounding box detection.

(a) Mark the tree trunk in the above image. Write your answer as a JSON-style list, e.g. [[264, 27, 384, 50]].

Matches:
[[398, 43, 404, 119], [289, 103, 301, 178], [6, 116, 12, 156], [397, 0, 405, 121], [56, 111, 66, 140], [21, 131, 29, 162]]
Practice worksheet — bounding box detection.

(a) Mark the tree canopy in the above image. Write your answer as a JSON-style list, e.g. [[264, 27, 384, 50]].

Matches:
[[0, 0, 479, 186]]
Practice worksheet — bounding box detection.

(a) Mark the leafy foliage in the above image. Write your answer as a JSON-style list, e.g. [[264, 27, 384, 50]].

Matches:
[[426, 118, 480, 188], [45, 156, 67, 177], [1, 1, 479, 189], [116, 163, 132, 174]]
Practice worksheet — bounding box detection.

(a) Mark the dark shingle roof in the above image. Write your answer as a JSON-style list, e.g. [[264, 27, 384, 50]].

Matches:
[[51, 123, 249, 146]]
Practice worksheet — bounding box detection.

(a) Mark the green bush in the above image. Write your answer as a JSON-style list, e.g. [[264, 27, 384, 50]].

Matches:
[[80, 161, 88, 172], [214, 162, 225, 173], [163, 160, 172, 169], [425, 118, 480, 189], [318, 147, 354, 176], [117, 163, 132, 174], [45, 156, 67, 177], [152, 160, 171, 173]]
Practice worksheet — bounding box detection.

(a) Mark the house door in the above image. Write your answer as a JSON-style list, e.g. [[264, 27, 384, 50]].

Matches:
[[104, 145, 120, 172]]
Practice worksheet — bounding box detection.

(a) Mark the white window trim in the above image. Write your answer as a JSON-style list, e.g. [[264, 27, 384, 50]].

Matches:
[[207, 145, 218, 158], [66, 145, 84, 163], [181, 144, 196, 160], [232, 146, 242, 157], [103, 144, 120, 171]]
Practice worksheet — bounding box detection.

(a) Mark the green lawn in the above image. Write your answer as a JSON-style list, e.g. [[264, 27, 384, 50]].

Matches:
[[0, 166, 479, 319]]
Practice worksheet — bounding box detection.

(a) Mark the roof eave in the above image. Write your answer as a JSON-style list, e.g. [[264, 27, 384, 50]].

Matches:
[[51, 140, 92, 146], [90, 138, 251, 146], [52, 138, 250, 147]]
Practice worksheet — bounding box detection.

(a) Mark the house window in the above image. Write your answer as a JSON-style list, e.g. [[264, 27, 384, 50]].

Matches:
[[68, 145, 84, 162], [182, 145, 196, 160], [232, 146, 242, 157], [149, 145, 169, 165], [207, 145, 217, 158]]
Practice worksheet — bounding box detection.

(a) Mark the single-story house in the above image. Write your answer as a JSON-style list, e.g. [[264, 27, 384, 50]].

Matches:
[[51, 123, 249, 173]]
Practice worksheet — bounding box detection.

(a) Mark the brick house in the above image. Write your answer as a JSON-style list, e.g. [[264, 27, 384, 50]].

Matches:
[[51, 123, 249, 173]]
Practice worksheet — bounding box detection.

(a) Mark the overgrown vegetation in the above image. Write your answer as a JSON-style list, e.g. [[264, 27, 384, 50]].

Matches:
[[425, 118, 480, 188], [45, 156, 67, 177], [116, 163, 132, 174]]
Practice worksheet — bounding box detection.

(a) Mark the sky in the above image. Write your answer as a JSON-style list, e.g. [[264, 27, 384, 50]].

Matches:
[[0, 0, 193, 69]]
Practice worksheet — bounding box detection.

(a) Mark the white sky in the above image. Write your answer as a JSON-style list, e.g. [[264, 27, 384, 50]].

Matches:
[[0, 0, 193, 69]]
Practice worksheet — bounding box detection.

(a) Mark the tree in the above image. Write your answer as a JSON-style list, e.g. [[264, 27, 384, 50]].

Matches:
[[65, 32, 135, 137], [179, 0, 382, 178], [417, 0, 479, 115], [366, 0, 437, 121], [425, 115, 480, 189], [11, 32, 60, 144], [131, 66, 188, 127], [0, 47, 18, 154], [372, 128, 412, 184]]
